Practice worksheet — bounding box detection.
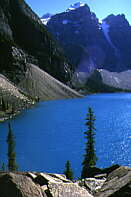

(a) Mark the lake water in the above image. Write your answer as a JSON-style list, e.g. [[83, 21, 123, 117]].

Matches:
[[0, 93, 131, 177]]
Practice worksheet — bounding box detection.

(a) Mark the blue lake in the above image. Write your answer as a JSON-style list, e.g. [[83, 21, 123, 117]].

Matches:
[[0, 93, 131, 177]]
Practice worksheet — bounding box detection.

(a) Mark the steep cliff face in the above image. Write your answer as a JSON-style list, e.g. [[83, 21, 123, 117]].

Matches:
[[103, 14, 131, 71], [0, 0, 71, 84], [0, 0, 82, 120], [47, 4, 110, 73]]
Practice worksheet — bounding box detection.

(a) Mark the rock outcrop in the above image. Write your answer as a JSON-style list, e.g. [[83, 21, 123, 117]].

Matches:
[[95, 166, 131, 197], [84, 69, 131, 93], [0, 172, 93, 197], [0, 173, 44, 197], [0, 166, 131, 197]]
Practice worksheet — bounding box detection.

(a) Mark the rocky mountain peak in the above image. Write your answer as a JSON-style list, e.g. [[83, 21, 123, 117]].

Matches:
[[41, 13, 53, 25], [66, 2, 88, 11], [104, 14, 130, 27]]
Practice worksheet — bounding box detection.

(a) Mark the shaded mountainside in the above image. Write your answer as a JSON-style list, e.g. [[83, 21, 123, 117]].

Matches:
[[0, 0, 82, 119], [44, 3, 131, 91], [47, 4, 108, 72], [0, 0, 72, 84]]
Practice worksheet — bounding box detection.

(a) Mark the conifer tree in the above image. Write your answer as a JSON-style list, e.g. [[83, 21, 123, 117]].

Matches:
[[1, 97, 6, 111], [64, 160, 74, 180], [1, 162, 6, 171], [7, 123, 18, 171], [81, 107, 97, 178]]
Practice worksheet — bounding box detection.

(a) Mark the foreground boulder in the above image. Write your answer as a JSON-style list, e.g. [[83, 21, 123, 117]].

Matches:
[[0, 173, 44, 197], [95, 166, 131, 197], [78, 177, 106, 194], [34, 172, 93, 197], [0, 166, 130, 197], [47, 182, 93, 197], [0, 172, 93, 197]]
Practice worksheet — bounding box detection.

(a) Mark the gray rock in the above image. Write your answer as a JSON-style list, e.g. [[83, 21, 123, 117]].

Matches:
[[78, 177, 106, 194], [0, 172, 44, 197], [0, 172, 93, 197], [35, 172, 93, 196], [94, 173, 107, 179], [48, 173, 71, 182], [34, 172, 71, 187], [98, 69, 131, 90], [95, 166, 131, 197], [47, 182, 93, 197]]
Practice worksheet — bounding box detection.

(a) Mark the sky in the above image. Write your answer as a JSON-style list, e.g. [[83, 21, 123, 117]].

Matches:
[[25, 0, 131, 24]]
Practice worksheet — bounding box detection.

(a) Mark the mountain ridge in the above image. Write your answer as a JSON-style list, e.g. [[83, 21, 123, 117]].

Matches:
[[42, 2, 131, 91]]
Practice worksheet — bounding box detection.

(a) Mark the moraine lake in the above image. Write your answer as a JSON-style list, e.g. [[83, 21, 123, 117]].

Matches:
[[0, 93, 131, 177]]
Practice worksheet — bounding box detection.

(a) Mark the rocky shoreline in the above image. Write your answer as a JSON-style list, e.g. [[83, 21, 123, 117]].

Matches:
[[0, 166, 130, 197]]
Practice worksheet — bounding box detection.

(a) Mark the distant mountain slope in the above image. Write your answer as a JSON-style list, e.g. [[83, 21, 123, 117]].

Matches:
[[19, 64, 82, 100], [97, 69, 131, 90], [84, 69, 131, 93], [43, 2, 131, 91]]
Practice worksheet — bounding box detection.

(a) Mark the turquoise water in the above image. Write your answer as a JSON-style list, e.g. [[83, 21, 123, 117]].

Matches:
[[0, 93, 131, 177]]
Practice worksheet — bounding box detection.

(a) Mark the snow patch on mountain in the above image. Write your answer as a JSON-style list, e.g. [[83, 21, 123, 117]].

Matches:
[[62, 19, 69, 24], [41, 13, 53, 25], [75, 30, 79, 34], [67, 2, 86, 11], [101, 21, 116, 50]]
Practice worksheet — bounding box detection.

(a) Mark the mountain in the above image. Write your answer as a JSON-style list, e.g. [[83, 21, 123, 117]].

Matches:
[[43, 2, 131, 91], [0, 0, 81, 120], [0, 0, 73, 84], [41, 13, 53, 25]]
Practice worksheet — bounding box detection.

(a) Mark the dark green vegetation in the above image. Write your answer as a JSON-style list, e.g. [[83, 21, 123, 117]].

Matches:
[[0, 123, 18, 171], [64, 160, 74, 180], [81, 107, 97, 178], [1, 163, 6, 171], [0, 98, 15, 114], [7, 123, 18, 171]]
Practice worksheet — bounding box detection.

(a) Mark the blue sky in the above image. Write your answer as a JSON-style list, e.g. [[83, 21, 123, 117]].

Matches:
[[25, 0, 131, 24]]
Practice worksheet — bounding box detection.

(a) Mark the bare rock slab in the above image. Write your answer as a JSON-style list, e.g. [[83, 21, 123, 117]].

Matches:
[[95, 166, 131, 197], [0, 173, 44, 197], [47, 182, 93, 197]]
